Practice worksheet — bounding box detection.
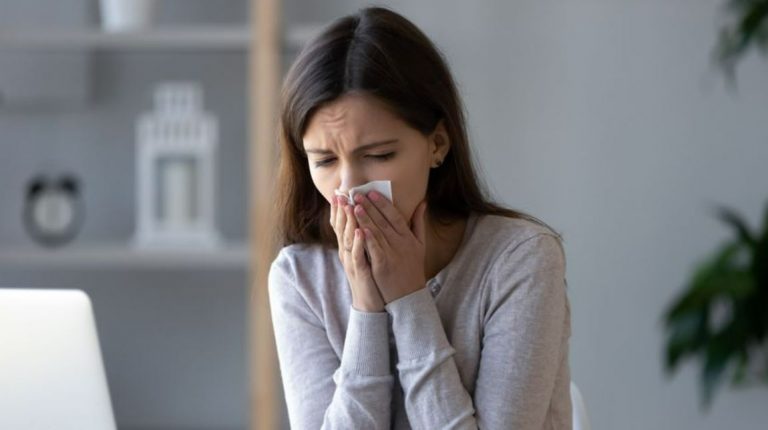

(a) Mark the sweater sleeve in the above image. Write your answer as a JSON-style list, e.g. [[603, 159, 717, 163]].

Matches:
[[385, 233, 569, 429], [268, 250, 394, 430]]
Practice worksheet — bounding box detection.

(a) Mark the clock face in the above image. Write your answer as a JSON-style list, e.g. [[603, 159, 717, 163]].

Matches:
[[33, 190, 75, 234], [23, 175, 84, 247]]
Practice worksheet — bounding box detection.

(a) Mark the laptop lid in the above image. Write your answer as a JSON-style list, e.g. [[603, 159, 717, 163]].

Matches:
[[0, 288, 117, 430]]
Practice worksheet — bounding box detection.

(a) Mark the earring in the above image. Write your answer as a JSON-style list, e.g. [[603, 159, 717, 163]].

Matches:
[[433, 159, 443, 168]]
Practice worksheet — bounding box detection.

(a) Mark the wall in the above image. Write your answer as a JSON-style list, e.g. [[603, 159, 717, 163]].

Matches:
[[326, 0, 768, 428]]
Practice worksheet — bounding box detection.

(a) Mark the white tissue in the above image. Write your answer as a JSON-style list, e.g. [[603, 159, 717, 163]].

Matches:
[[334, 180, 393, 206]]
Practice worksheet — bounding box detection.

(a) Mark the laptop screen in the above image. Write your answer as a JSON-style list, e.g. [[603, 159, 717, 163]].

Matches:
[[0, 288, 117, 430]]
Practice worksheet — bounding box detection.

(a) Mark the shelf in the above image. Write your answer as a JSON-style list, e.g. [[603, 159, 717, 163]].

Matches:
[[0, 242, 248, 270], [0, 23, 324, 51]]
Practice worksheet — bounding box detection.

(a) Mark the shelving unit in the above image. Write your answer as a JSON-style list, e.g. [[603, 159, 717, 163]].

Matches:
[[1, 1, 304, 426], [0, 23, 322, 51], [0, 17, 321, 276], [0, 243, 248, 270]]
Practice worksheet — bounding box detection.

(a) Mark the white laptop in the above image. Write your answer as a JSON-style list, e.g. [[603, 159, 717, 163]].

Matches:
[[0, 288, 117, 430]]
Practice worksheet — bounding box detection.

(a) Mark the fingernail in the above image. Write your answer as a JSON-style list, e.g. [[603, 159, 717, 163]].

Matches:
[[354, 194, 364, 203], [369, 191, 380, 201]]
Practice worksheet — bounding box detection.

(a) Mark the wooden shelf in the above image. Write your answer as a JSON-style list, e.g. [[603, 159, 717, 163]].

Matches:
[[0, 23, 323, 51], [0, 242, 248, 270]]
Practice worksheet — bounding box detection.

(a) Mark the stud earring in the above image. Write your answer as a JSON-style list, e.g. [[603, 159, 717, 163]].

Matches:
[[433, 159, 443, 168]]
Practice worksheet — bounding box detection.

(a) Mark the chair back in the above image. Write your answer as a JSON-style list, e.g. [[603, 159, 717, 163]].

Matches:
[[570, 381, 591, 430]]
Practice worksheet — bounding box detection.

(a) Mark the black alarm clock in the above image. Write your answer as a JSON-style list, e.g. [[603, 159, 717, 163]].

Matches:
[[23, 174, 85, 247]]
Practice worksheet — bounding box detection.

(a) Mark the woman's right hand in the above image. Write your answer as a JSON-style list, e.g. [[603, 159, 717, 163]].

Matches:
[[331, 195, 385, 312]]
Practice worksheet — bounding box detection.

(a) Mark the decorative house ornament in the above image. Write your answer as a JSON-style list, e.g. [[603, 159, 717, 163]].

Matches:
[[134, 82, 220, 249]]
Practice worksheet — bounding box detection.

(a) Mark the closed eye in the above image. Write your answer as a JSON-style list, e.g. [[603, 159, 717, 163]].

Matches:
[[368, 152, 395, 161], [313, 152, 395, 168]]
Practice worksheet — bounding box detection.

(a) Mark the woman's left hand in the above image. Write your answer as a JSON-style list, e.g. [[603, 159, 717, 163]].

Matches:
[[352, 190, 428, 304]]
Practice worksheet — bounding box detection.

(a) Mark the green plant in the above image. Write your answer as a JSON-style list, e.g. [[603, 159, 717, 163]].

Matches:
[[662, 203, 768, 408], [714, 0, 768, 87]]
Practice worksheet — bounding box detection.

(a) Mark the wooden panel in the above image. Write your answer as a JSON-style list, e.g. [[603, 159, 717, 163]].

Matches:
[[248, 0, 281, 429]]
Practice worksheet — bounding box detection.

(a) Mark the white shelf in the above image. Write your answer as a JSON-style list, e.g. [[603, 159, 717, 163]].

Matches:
[[0, 23, 324, 51], [0, 243, 248, 270]]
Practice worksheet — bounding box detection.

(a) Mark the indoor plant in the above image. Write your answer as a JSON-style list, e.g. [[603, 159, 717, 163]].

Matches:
[[663, 204, 768, 407]]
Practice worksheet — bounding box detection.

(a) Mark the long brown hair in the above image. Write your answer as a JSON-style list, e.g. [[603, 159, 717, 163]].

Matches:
[[276, 6, 562, 248]]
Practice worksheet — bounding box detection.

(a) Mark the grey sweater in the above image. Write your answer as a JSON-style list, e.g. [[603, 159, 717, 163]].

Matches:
[[268, 211, 572, 429]]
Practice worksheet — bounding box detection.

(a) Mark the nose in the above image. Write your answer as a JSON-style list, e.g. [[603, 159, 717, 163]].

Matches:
[[338, 162, 366, 194]]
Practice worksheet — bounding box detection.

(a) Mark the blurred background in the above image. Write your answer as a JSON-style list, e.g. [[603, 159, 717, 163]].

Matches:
[[1, 0, 767, 429]]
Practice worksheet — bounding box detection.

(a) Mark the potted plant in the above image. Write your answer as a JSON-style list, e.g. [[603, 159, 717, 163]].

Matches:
[[663, 204, 768, 407], [662, 0, 768, 408]]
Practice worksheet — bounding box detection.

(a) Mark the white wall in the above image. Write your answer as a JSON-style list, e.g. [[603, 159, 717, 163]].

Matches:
[[319, 0, 768, 428]]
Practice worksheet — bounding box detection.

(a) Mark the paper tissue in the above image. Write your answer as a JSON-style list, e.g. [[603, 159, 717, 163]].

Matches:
[[334, 180, 393, 206]]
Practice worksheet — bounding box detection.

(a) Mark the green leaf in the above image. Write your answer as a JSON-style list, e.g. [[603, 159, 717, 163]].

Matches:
[[757, 200, 768, 286], [711, 204, 757, 249], [700, 330, 735, 409], [714, 0, 768, 88], [665, 310, 708, 371], [664, 243, 749, 322], [762, 200, 768, 241], [732, 348, 748, 384], [737, 1, 768, 44]]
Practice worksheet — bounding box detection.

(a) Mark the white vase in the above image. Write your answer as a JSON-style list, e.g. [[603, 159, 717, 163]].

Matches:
[[99, 0, 154, 32]]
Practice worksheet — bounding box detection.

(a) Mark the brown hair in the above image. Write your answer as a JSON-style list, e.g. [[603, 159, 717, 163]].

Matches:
[[275, 6, 562, 248]]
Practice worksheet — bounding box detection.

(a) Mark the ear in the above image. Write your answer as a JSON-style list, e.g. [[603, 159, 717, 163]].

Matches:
[[429, 119, 451, 160]]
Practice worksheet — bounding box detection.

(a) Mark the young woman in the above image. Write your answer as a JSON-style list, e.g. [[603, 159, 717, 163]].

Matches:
[[268, 6, 572, 429]]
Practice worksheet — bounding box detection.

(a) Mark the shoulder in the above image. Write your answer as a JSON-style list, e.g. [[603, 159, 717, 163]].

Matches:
[[473, 213, 565, 267], [475, 215, 568, 317], [271, 242, 321, 271], [270, 242, 334, 280], [269, 242, 342, 297], [467, 214, 567, 299]]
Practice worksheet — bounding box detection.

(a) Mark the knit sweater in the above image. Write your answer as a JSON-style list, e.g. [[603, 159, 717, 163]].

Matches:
[[268, 211, 572, 429]]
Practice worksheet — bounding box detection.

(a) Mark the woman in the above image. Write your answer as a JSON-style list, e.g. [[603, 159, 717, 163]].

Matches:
[[268, 6, 572, 429]]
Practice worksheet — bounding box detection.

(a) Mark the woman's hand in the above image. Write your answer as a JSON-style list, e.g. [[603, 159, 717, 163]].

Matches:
[[352, 191, 428, 304], [331, 195, 386, 312]]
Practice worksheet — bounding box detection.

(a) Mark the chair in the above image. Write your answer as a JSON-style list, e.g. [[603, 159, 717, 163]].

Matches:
[[571, 381, 591, 430]]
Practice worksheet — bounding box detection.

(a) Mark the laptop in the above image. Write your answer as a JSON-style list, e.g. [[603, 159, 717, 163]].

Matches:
[[0, 288, 117, 430]]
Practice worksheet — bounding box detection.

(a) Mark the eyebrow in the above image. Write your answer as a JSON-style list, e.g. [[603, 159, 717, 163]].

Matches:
[[305, 139, 399, 156]]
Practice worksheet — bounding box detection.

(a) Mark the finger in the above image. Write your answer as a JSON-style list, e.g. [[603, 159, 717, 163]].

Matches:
[[363, 227, 385, 267], [355, 194, 390, 233], [343, 204, 356, 252], [334, 197, 346, 252], [367, 191, 410, 236], [352, 199, 394, 249], [330, 195, 337, 227], [351, 228, 369, 275]]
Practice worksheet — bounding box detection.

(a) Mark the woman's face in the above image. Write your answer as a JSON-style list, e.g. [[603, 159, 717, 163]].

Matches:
[[303, 92, 449, 223]]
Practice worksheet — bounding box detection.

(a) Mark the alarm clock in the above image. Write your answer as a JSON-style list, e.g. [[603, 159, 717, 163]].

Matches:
[[23, 174, 85, 247]]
